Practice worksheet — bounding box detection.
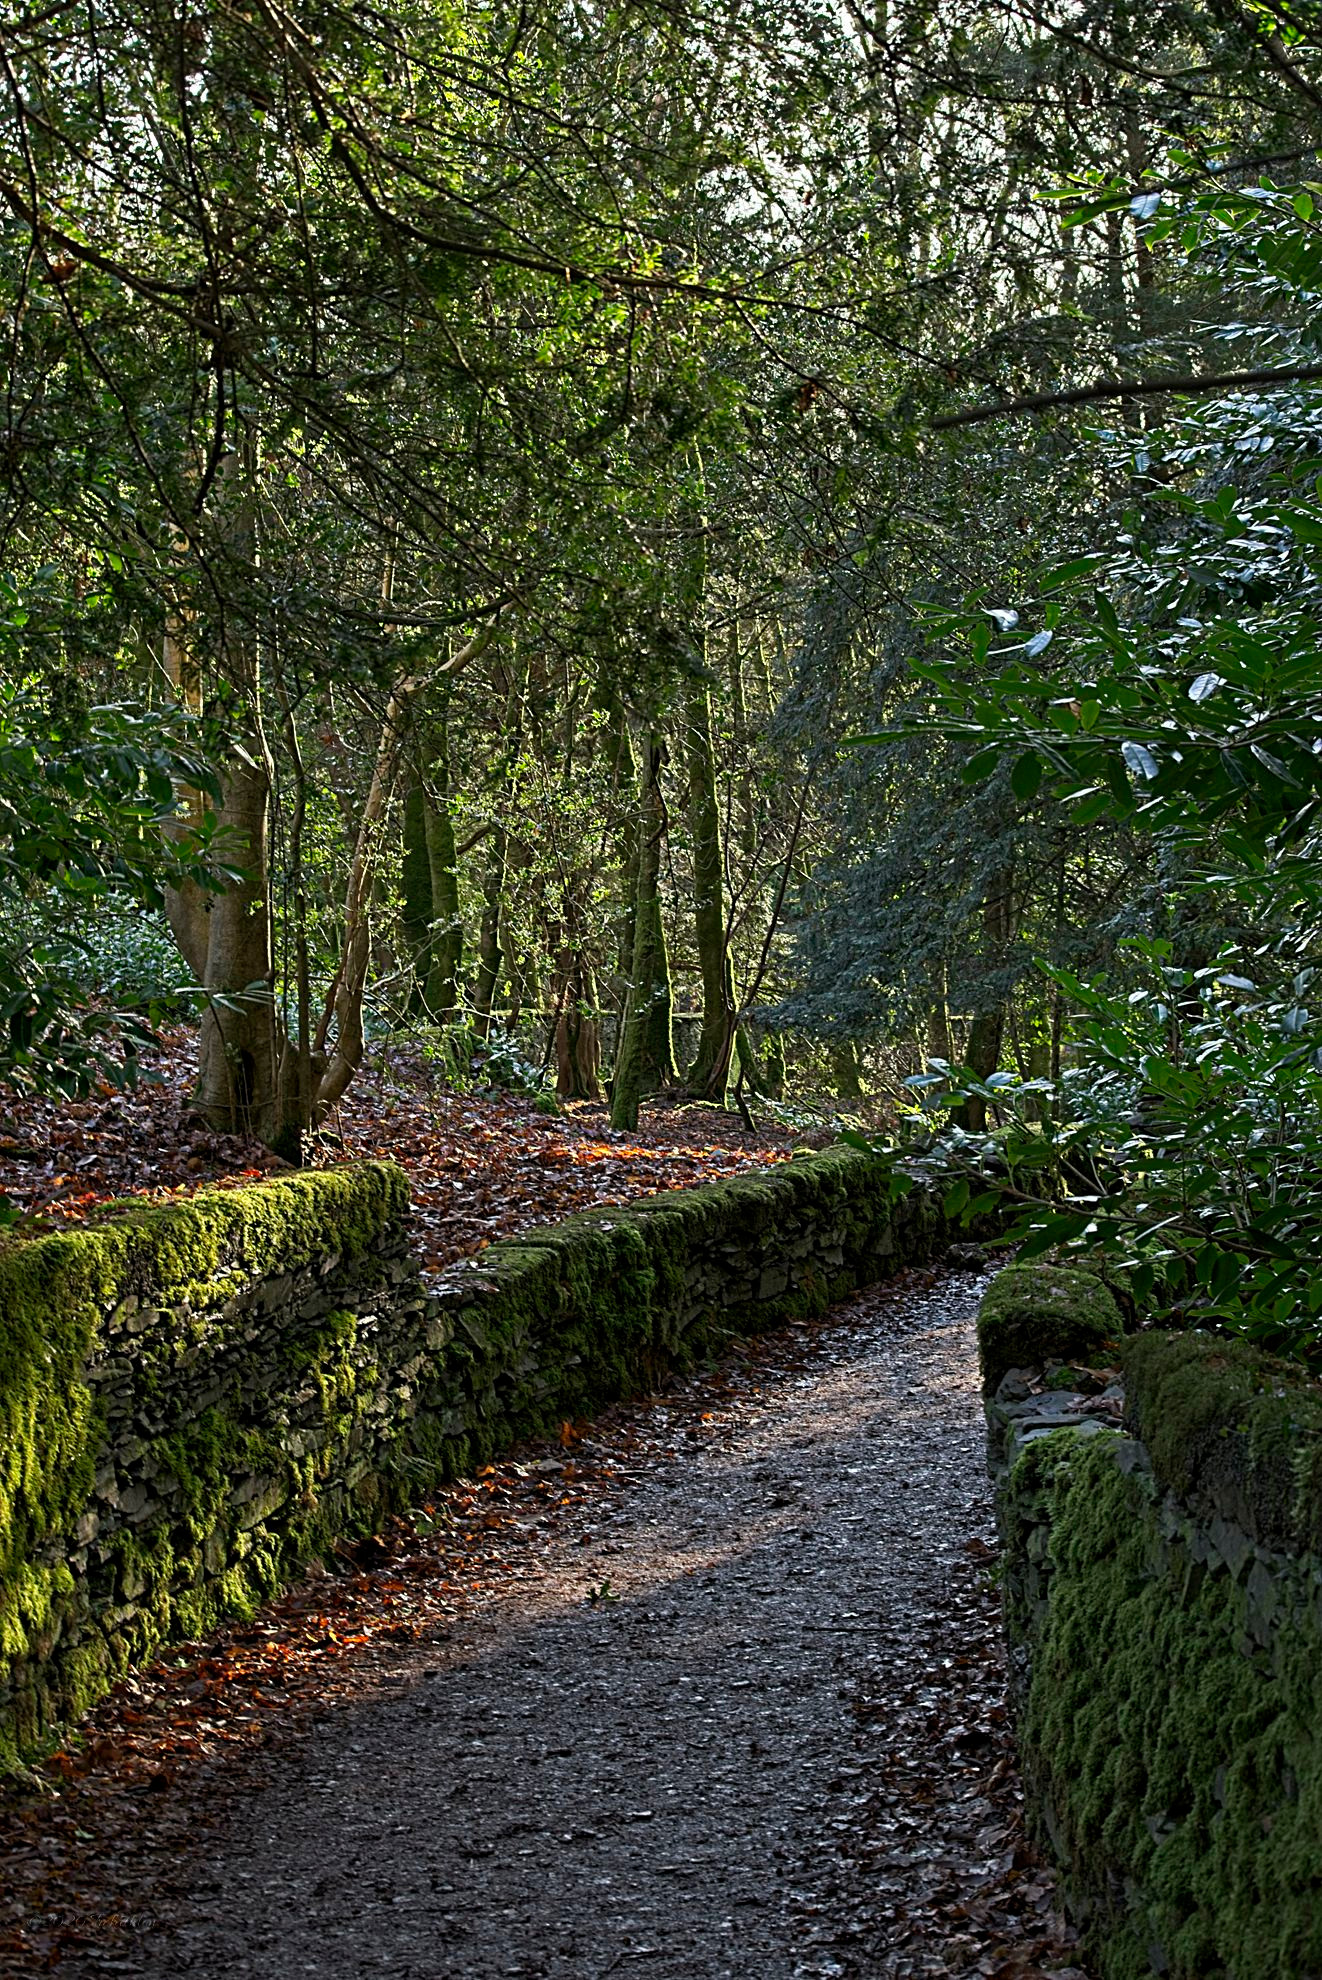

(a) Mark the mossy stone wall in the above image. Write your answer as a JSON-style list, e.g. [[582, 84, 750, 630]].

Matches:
[[985, 1275, 1322, 1979], [2, 1144, 949, 1774], [976, 1261, 1125, 1396]]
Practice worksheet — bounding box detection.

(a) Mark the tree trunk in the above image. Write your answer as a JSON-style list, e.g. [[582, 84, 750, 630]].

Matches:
[[610, 728, 676, 1129], [506, 934, 541, 1038], [726, 620, 753, 856], [192, 741, 286, 1141], [830, 1038, 865, 1105], [555, 953, 603, 1101], [684, 678, 737, 1101], [401, 777, 433, 1014], [926, 973, 953, 1062], [161, 609, 211, 981], [607, 689, 640, 981], [502, 834, 540, 1034], [402, 706, 463, 1022], [272, 672, 313, 1163], [313, 621, 504, 1110], [953, 1007, 1006, 1133], [311, 667, 421, 1116], [423, 731, 463, 1022], [952, 876, 1012, 1133], [161, 475, 294, 1147], [472, 832, 506, 1041]]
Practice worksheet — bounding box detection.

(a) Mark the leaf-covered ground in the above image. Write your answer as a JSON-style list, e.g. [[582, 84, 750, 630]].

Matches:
[[0, 1031, 807, 1275], [0, 1268, 1089, 1979]]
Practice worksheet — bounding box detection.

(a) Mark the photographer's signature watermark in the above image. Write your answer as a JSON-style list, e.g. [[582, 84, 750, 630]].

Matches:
[[29, 1908, 158, 1938]]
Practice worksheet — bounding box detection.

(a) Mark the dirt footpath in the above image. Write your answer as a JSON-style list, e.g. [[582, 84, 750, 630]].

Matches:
[[60, 1269, 1087, 1980]]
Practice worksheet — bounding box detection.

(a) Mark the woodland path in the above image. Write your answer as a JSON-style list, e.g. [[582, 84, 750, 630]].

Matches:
[[48, 1268, 1087, 1980]]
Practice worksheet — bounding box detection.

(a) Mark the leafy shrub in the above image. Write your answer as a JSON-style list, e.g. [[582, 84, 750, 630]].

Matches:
[[0, 658, 223, 1096], [417, 1021, 547, 1095], [852, 179, 1322, 1372], [472, 1027, 545, 1094], [62, 908, 190, 1014], [867, 936, 1322, 1367]]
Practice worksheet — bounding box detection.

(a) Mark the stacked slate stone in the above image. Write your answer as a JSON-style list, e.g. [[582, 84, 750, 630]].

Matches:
[[979, 1264, 1322, 1980]]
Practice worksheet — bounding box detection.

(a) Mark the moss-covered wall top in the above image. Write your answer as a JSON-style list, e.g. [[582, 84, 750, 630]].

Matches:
[[1123, 1329, 1322, 1558], [976, 1261, 1126, 1396]]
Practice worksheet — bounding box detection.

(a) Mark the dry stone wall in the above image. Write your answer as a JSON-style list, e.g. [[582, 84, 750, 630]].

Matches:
[[980, 1276, 1322, 1979], [2, 1143, 952, 1773]]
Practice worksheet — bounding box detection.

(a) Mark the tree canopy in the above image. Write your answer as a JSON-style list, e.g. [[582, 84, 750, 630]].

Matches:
[[4, 0, 1322, 1349]]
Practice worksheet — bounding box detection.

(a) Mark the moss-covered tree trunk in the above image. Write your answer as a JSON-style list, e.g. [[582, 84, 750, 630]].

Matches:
[[401, 778, 432, 1013], [927, 966, 953, 1063], [472, 830, 507, 1041], [609, 728, 676, 1130], [953, 875, 1012, 1133], [605, 687, 639, 982], [684, 678, 738, 1102], [727, 618, 757, 863], [830, 1038, 865, 1105], [401, 703, 463, 1022], [717, 609, 782, 1103]]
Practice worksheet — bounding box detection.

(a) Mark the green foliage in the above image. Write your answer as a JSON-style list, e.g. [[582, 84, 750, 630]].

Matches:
[[417, 1021, 547, 1094], [882, 939, 1322, 1363], [21, 902, 191, 1016], [869, 177, 1322, 1368], [0, 666, 224, 1098], [474, 1028, 547, 1095]]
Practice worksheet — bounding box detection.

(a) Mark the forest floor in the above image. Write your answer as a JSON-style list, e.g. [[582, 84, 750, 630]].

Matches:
[[1, 1266, 1089, 1980], [0, 1030, 814, 1277]]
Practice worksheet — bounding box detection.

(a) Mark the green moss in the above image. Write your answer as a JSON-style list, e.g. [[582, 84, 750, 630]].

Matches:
[[1123, 1331, 1322, 1556], [1009, 1430, 1322, 1979], [977, 1263, 1124, 1395], [1043, 1250, 1139, 1325], [285, 1309, 362, 1412], [2, 1142, 975, 1775], [0, 1161, 406, 1769]]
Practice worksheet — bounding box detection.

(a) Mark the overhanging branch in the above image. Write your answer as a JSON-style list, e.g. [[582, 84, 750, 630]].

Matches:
[[931, 361, 1322, 430]]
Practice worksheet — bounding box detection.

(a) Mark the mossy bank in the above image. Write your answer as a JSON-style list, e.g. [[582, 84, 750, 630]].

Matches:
[[2, 1144, 954, 1774], [982, 1272, 1322, 1978]]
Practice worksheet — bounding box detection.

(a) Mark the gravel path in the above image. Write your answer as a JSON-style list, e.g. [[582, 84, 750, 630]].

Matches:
[[66, 1269, 1085, 1980]]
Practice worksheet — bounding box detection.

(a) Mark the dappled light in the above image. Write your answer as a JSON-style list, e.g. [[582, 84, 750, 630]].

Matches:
[[0, 1032, 800, 1275]]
